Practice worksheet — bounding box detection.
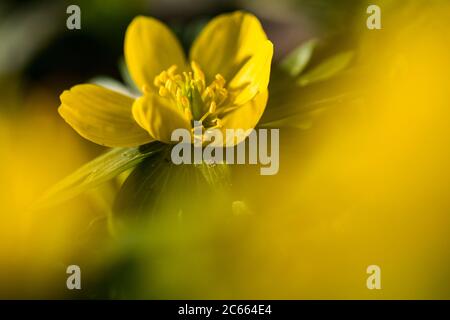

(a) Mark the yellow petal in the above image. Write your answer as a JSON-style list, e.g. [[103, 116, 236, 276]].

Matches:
[[228, 40, 273, 106], [59, 84, 153, 147], [220, 89, 269, 146], [125, 16, 186, 92], [190, 11, 269, 82], [132, 94, 191, 143]]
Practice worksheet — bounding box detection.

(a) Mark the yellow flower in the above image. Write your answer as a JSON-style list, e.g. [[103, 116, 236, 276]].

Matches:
[[59, 11, 273, 147]]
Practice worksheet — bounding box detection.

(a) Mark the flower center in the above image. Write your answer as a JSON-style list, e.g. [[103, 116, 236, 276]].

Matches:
[[152, 61, 228, 129]]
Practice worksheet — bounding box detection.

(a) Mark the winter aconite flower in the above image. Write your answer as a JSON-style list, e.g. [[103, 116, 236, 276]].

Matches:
[[59, 11, 273, 147]]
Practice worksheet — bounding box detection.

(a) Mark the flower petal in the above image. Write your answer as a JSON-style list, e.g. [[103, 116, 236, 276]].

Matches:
[[125, 16, 186, 92], [59, 84, 153, 147], [190, 11, 269, 82], [219, 89, 269, 146], [132, 94, 191, 143], [228, 40, 273, 106]]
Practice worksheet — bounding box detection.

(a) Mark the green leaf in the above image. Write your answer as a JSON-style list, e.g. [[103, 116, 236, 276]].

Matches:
[[260, 69, 360, 126], [33, 142, 164, 209], [280, 38, 318, 77], [259, 107, 326, 130], [114, 151, 232, 222], [297, 51, 354, 86], [197, 162, 231, 187]]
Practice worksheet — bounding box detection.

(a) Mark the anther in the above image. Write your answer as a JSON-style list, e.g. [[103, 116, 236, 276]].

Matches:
[[142, 85, 150, 94], [165, 79, 173, 91], [181, 96, 190, 108], [215, 74, 226, 86], [209, 101, 216, 114], [167, 65, 178, 75], [159, 87, 169, 96], [191, 61, 205, 81]]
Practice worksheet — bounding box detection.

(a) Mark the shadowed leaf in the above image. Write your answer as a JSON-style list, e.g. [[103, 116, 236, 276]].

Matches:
[[34, 142, 164, 209], [114, 150, 231, 223], [297, 51, 354, 86], [280, 38, 318, 77]]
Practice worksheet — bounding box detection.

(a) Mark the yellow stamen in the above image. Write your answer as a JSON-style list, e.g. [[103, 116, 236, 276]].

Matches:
[[153, 62, 229, 129], [159, 86, 169, 97], [209, 101, 217, 114], [181, 96, 190, 108], [142, 85, 151, 94]]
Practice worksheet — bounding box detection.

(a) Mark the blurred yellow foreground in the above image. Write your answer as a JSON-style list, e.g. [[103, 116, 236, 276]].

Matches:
[[0, 1, 449, 299]]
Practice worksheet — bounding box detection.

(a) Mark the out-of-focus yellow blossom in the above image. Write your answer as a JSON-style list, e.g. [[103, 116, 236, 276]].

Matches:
[[0, 88, 109, 298], [58, 11, 273, 146], [94, 1, 450, 300]]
